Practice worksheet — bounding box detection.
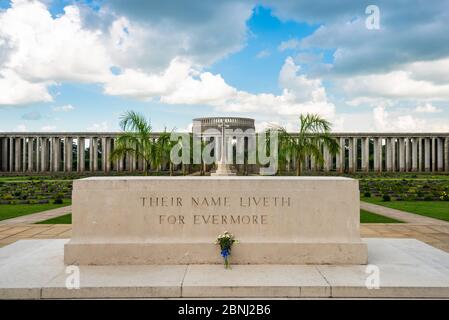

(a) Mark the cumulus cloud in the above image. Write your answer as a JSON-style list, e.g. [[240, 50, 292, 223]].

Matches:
[[414, 103, 442, 113]]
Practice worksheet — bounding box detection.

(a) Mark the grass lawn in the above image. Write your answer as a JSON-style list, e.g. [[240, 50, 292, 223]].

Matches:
[[360, 209, 402, 223], [37, 213, 72, 224], [362, 197, 449, 222], [34, 211, 399, 225], [0, 200, 71, 221]]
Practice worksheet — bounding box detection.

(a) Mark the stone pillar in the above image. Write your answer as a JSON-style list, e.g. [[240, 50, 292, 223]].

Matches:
[[106, 138, 111, 173], [9, 137, 13, 172], [445, 137, 449, 172], [424, 138, 431, 172], [405, 138, 410, 172], [22, 137, 26, 172], [15, 137, 21, 172], [89, 138, 94, 171], [386, 138, 392, 172], [323, 146, 330, 172], [77, 137, 85, 172], [36, 137, 40, 172], [348, 138, 353, 173], [412, 138, 418, 172], [432, 137, 436, 172], [65, 137, 73, 172], [418, 138, 423, 172], [52, 137, 60, 172], [391, 138, 396, 172], [40, 137, 47, 172], [437, 138, 444, 172], [363, 137, 370, 172], [399, 138, 405, 172], [2, 138, 8, 171], [27, 137, 33, 172], [93, 138, 98, 171], [352, 137, 357, 172], [338, 137, 345, 173], [102, 137, 107, 172], [373, 137, 381, 172]]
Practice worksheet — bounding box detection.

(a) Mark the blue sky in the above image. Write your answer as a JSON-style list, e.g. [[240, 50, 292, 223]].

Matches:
[[1, 0, 449, 132]]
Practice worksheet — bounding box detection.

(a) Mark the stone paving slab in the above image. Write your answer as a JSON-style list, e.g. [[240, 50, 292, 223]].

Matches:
[[1, 238, 449, 299]]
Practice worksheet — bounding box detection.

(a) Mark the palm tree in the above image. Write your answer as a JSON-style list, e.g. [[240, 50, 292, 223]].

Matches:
[[110, 111, 155, 175], [154, 129, 176, 175], [275, 114, 340, 176]]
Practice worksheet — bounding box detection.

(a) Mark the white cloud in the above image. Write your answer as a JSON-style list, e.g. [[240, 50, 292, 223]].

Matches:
[[414, 103, 442, 113], [256, 49, 270, 58], [53, 104, 75, 112], [41, 125, 56, 131], [15, 124, 27, 132], [87, 121, 109, 132], [278, 38, 300, 51]]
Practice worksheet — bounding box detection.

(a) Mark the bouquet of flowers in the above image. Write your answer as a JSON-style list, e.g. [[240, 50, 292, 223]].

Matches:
[[215, 231, 238, 269]]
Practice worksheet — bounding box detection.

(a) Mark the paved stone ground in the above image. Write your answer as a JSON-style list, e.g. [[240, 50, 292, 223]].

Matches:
[[1, 223, 449, 254], [0, 206, 72, 225]]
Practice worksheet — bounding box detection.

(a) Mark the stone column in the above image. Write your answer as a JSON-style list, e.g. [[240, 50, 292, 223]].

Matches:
[[77, 137, 85, 172], [40, 137, 47, 172], [89, 138, 94, 171], [338, 137, 345, 173], [437, 138, 444, 172], [432, 137, 436, 172], [15, 137, 21, 172], [323, 146, 330, 172], [391, 138, 396, 172], [66, 137, 73, 172], [348, 138, 353, 173], [424, 138, 431, 172], [363, 137, 370, 172], [405, 138, 410, 172], [399, 138, 405, 172], [106, 138, 111, 173], [101, 137, 107, 172], [418, 138, 423, 172], [27, 137, 33, 172], [386, 138, 392, 172], [373, 137, 380, 172], [412, 138, 418, 172], [9, 137, 13, 172], [1, 138, 8, 171], [445, 137, 449, 172], [93, 138, 98, 171], [36, 137, 40, 172], [52, 137, 60, 172], [22, 137, 26, 172], [352, 137, 357, 172]]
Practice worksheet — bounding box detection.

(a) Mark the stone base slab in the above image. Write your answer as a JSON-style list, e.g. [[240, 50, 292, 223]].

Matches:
[[2, 238, 449, 299], [64, 242, 368, 265]]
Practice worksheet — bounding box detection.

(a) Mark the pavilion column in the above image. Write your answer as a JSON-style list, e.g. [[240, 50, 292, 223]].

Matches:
[[106, 138, 111, 173], [15, 137, 21, 172], [323, 146, 330, 172], [363, 137, 370, 172], [22, 137, 26, 172], [335, 138, 341, 172], [36, 137, 40, 172], [437, 138, 444, 172], [338, 137, 345, 173], [352, 137, 358, 172], [101, 137, 107, 172], [374, 137, 382, 172], [310, 155, 315, 171], [52, 137, 60, 172], [431, 137, 436, 172], [89, 138, 94, 171], [399, 138, 405, 172], [65, 137, 73, 172], [418, 138, 423, 172], [27, 137, 33, 172], [2, 138, 8, 171], [412, 138, 418, 172], [93, 138, 98, 171], [40, 137, 47, 172], [424, 138, 431, 172], [348, 138, 353, 173], [77, 137, 85, 172], [405, 138, 411, 172], [445, 137, 449, 172], [9, 137, 14, 172], [386, 138, 392, 172]]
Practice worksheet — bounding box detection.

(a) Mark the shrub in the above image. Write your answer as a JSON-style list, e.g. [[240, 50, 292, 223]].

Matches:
[[363, 192, 371, 198], [53, 198, 63, 204], [3, 194, 13, 200], [382, 194, 391, 202], [440, 192, 449, 201]]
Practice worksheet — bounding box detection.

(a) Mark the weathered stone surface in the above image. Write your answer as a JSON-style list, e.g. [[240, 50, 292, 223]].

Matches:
[[65, 176, 367, 265]]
